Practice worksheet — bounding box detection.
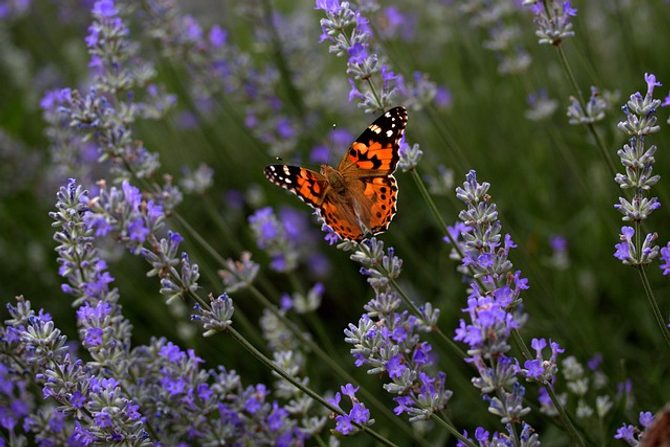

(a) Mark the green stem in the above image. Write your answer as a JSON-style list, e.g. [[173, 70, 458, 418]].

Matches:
[[554, 46, 617, 176], [512, 330, 589, 447], [429, 413, 477, 447], [225, 325, 400, 447], [388, 277, 467, 360], [544, 384, 588, 447], [637, 265, 670, 347]]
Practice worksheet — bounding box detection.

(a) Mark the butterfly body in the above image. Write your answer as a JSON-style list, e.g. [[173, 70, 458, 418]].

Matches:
[[264, 107, 407, 242]]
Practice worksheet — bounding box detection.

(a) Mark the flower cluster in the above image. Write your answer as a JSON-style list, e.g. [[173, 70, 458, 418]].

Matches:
[[328, 384, 374, 435], [397, 136, 424, 172], [219, 251, 261, 293], [0, 177, 320, 446], [40, 87, 102, 189], [615, 411, 655, 446], [457, 424, 540, 447], [317, 0, 443, 113], [521, 338, 564, 383], [317, 0, 395, 113], [2, 298, 151, 445], [524, 0, 577, 46], [45, 0, 182, 208], [612, 74, 663, 267], [567, 86, 611, 125], [344, 238, 451, 421], [451, 170, 537, 440]]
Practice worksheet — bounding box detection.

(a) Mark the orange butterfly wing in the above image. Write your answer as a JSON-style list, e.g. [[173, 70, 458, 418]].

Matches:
[[338, 106, 407, 177], [360, 175, 398, 235], [320, 194, 365, 241], [263, 165, 328, 208]]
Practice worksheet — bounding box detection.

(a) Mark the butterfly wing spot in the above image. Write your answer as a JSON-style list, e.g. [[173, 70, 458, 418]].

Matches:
[[369, 124, 382, 134]]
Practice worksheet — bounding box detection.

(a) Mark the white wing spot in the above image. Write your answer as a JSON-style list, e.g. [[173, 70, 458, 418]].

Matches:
[[385, 112, 391, 118], [369, 124, 382, 134], [283, 165, 291, 176], [284, 178, 292, 184], [270, 166, 276, 171], [386, 130, 393, 137]]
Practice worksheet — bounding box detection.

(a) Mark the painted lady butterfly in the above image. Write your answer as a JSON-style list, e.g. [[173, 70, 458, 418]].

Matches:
[[264, 106, 407, 242]]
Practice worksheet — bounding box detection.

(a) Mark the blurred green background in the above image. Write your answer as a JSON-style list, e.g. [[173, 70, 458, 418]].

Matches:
[[1, 0, 670, 445]]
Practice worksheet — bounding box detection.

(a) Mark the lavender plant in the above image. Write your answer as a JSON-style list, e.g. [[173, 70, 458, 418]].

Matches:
[[611, 73, 670, 346], [3, 0, 670, 446]]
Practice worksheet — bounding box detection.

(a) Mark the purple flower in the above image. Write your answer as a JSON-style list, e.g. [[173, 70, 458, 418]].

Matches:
[[268, 403, 288, 432], [334, 414, 354, 435], [563, 1, 577, 16], [327, 392, 341, 408], [244, 384, 267, 414], [340, 384, 358, 400], [614, 226, 635, 261], [660, 243, 670, 275], [587, 353, 603, 370], [349, 402, 370, 424], [614, 424, 636, 443], [381, 7, 407, 37], [385, 354, 406, 379], [645, 73, 662, 97], [549, 235, 567, 253], [315, 0, 341, 13], [159, 342, 185, 363], [639, 411, 654, 429], [526, 0, 576, 45], [95, 411, 113, 428], [84, 327, 103, 346], [183, 15, 203, 42], [92, 0, 117, 17], [209, 25, 228, 48], [523, 359, 544, 379]]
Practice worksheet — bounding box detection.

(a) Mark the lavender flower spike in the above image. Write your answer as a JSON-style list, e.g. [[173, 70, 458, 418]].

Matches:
[[612, 74, 663, 266], [453, 170, 539, 442], [524, 0, 577, 46]]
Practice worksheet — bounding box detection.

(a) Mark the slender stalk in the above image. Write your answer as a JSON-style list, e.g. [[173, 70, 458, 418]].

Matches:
[[637, 265, 670, 347], [553, 46, 617, 176], [429, 413, 477, 447], [225, 325, 400, 447], [544, 384, 588, 447], [511, 329, 589, 447]]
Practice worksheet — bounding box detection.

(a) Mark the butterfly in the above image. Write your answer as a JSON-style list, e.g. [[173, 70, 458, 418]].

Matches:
[[264, 106, 407, 242]]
